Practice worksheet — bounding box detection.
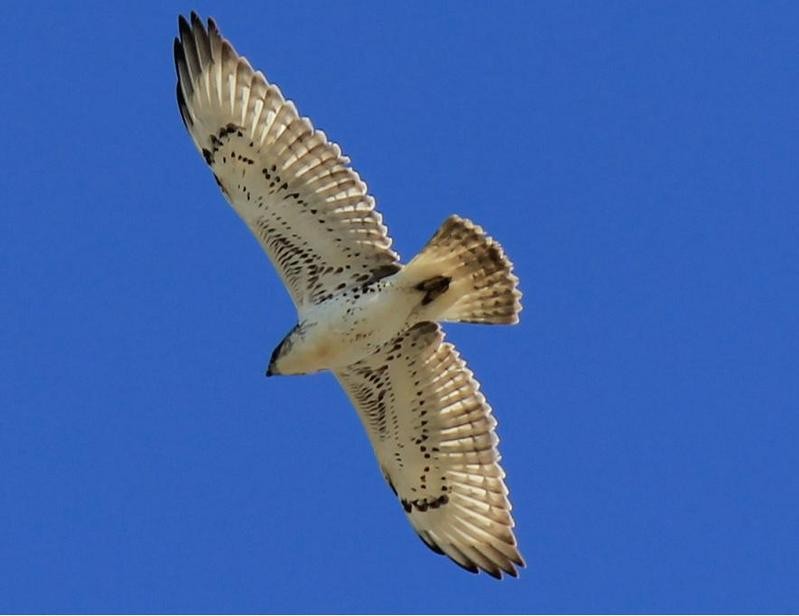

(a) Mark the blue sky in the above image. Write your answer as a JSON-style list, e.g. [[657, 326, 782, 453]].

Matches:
[[2, 1, 798, 612]]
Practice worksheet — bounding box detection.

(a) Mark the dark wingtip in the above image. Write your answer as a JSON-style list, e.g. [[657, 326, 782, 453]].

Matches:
[[176, 82, 191, 129], [177, 14, 195, 58], [190, 11, 206, 35], [172, 36, 183, 70], [177, 13, 190, 34], [451, 559, 480, 575], [417, 532, 445, 556], [173, 37, 192, 128]]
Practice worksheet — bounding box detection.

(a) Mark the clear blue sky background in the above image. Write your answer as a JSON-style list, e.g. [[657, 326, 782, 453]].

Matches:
[[1, 1, 797, 613]]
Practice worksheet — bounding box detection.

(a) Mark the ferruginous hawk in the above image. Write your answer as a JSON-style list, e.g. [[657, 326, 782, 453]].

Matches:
[[174, 12, 524, 578]]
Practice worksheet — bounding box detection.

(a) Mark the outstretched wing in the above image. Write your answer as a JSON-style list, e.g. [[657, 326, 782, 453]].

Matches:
[[335, 322, 524, 578], [174, 13, 399, 311]]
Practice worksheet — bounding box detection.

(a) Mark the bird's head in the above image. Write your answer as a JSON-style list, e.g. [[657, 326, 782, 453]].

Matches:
[[266, 323, 313, 376]]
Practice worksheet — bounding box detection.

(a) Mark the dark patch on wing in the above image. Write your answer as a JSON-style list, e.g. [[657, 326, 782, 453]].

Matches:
[[400, 494, 449, 513], [207, 123, 245, 161], [405, 321, 439, 338], [366, 263, 402, 284], [219, 123, 241, 139]]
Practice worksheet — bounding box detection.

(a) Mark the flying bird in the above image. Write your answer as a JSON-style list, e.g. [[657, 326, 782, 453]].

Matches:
[[174, 12, 524, 578]]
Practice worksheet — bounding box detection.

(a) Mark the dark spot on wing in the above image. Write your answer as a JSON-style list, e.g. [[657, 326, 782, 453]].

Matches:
[[367, 263, 402, 283], [400, 494, 449, 513]]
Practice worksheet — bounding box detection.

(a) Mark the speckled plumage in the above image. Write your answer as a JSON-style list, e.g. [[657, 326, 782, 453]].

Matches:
[[175, 12, 524, 578]]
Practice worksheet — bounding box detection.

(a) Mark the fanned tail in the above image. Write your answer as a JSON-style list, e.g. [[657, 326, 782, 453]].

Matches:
[[402, 215, 522, 325]]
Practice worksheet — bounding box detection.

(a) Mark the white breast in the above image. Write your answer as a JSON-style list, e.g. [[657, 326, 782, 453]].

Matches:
[[291, 282, 420, 372]]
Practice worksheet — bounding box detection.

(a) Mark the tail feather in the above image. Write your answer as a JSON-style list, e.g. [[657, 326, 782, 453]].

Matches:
[[403, 215, 522, 325]]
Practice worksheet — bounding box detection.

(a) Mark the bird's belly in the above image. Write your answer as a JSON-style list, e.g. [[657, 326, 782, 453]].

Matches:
[[299, 289, 415, 370]]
